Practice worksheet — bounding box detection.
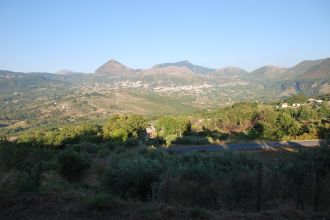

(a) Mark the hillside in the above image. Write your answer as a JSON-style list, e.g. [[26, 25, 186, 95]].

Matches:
[[153, 60, 215, 74], [249, 65, 288, 80], [247, 58, 330, 94], [0, 57, 330, 126], [212, 66, 248, 76]]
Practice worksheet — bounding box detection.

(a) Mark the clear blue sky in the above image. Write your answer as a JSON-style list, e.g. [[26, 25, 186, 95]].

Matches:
[[0, 0, 329, 73]]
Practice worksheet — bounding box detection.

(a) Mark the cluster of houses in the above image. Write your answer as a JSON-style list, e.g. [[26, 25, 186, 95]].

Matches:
[[308, 98, 323, 104], [279, 98, 323, 109]]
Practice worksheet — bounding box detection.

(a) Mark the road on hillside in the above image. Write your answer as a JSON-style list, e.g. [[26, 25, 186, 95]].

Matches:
[[168, 140, 321, 153]]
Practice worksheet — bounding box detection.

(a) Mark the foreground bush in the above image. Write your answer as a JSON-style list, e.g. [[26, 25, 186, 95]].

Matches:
[[103, 155, 163, 201], [87, 193, 122, 209], [57, 150, 91, 180]]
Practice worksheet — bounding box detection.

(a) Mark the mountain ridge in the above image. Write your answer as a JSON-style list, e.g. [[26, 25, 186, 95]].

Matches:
[[2, 57, 330, 95]]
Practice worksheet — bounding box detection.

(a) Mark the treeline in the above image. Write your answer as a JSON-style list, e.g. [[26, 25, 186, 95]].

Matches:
[[17, 115, 147, 148], [5, 101, 330, 148], [194, 102, 330, 142]]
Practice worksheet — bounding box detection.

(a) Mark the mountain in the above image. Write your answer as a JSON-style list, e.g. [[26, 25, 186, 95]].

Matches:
[[293, 58, 330, 80], [95, 59, 136, 77], [2, 57, 329, 98], [55, 69, 82, 75], [142, 66, 196, 77], [153, 60, 215, 74], [213, 67, 248, 76], [248, 58, 330, 94], [249, 58, 330, 81], [281, 59, 324, 80], [249, 65, 288, 80]]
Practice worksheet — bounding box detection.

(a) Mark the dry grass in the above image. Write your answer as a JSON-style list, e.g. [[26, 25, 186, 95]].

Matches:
[[1, 193, 329, 220]]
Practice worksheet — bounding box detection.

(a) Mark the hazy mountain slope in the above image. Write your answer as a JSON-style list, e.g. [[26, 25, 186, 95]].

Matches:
[[55, 69, 84, 75], [281, 59, 324, 80], [249, 65, 288, 80], [0, 71, 65, 92], [212, 67, 248, 77], [153, 60, 215, 74], [298, 58, 330, 80]]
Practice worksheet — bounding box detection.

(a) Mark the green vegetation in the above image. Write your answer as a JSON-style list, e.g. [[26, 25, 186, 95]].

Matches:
[[0, 138, 330, 218], [0, 97, 329, 219], [102, 114, 147, 145], [155, 116, 191, 146], [2, 100, 330, 148], [57, 149, 91, 180]]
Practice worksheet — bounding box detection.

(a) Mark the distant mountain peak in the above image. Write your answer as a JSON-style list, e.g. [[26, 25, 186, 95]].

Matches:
[[95, 59, 136, 76], [105, 59, 122, 65]]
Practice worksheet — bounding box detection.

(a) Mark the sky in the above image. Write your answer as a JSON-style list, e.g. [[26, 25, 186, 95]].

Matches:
[[0, 0, 329, 73]]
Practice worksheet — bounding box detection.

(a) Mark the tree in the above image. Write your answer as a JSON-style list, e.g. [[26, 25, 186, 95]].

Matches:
[[285, 93, 307, 105], [318, 103, 330, 119], [274, 112, 300, 139], [155, 116, 190, 146], [102, 115, 147, 145], [297, 106, 318, 121]]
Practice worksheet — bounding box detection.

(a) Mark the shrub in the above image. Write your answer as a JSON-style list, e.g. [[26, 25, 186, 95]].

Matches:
[[0, 144, 29, 170], [39, 170, 71, 194], [87, 193, 122, 209], [124, 137, 139, 147], [164, 134, 178, 147], [97, 147, 111, 158], [297, 106, 318, 121], [103, 156, 163, 201], [145, 137, 164, 147], [0, 170, 34, 198], [72, 142, 100, 154], [57, 150, 91, 180], [189, 207, 210, 219], [174, 135, 209, 145]]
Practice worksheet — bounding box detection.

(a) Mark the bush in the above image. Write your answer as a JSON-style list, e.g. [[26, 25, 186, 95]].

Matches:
[[0, 144, 29, 170], [164, 134, 178, 147], [39, 170, 71, 194], [189, 207, 210, 219], [97, 147, 111, 158], [103, 156, 163, 201], [124, 137, 139, 147], [174, 135, 209, 145], [87, 193, 122, 209], [0, 170, 34, 198], [145, 137, 164, 147], [57, 150, 91, 180], [297, 106, 318, 121], [72, 142, 100, 154]]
